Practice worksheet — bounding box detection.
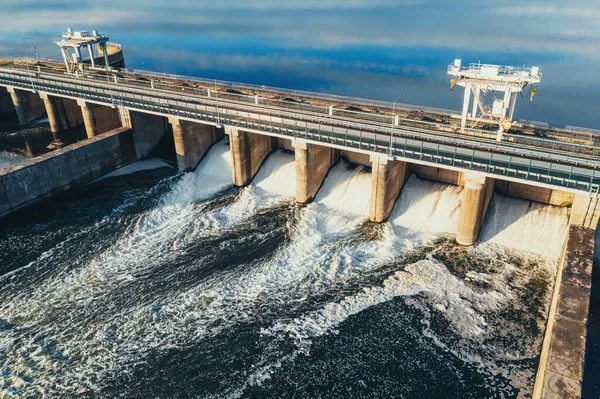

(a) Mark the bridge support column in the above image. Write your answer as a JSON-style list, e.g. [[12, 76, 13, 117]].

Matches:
[[293, 139, 339, 204], [169, 118, 224, 172], [0, 87, 14, 118], [7, 87, 45, 125], [456, 171, 495, 246], [227, 127, 277, 187], [78, 100, 121, 138], [40, 93, 84, 142], [569, 194, 600, 230], [369, 154, 408, 223], [117, 109, 168, 159]]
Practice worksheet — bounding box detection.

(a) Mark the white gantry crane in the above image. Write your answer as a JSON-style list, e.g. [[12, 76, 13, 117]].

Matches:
[[448, 59, 542, 141], [54, 28, 111, 73]]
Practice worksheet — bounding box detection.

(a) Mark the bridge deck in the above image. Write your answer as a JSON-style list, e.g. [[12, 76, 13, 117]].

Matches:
[[1, 61, 599, 194]]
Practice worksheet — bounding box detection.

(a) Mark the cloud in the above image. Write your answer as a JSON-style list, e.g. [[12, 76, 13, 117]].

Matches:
[[493, 5, 600, 18]]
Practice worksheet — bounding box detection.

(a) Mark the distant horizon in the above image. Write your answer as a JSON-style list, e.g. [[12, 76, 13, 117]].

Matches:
[[2, 0, 598, 129]]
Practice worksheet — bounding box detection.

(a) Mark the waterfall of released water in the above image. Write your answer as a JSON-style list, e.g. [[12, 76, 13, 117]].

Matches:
[[389, 175, 463, 236], [0, 152, 570, 397], [0, 151, 26, 170], [479, 194, 570, 259]]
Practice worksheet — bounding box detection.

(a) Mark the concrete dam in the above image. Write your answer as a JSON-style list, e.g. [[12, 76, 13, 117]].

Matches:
[[0, 46, 599, 397]]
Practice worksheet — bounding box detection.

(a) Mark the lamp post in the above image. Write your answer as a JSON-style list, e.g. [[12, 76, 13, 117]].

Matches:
[[105, 65, 116, 108], [22, 38, 40, 61], [389, 94, 402, 156], [214, 78, 222, 126]]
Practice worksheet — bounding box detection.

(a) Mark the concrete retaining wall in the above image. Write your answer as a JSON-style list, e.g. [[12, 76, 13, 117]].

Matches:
[[129, 110, 168, 159], [534, 226, 594, 399], [0, 127, 137, 218]]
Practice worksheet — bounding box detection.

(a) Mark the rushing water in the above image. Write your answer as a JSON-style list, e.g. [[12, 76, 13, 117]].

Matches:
[[0, 140, 569, 398]]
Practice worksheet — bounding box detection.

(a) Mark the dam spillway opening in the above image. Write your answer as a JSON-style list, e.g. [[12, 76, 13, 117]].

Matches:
[[0, 143, 571, 397]]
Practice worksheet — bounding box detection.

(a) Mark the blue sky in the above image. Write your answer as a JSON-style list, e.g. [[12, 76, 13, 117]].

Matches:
[[1, 0, 599, 127]]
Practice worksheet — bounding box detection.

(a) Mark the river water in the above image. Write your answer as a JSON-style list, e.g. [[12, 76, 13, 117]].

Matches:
[[0, 140, 571, 398]]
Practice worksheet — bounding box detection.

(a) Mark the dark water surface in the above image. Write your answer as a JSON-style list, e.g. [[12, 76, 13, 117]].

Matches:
[[0, 142, 566, 397]]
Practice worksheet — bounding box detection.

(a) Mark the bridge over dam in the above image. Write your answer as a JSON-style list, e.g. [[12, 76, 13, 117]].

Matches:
[[1, 57, 599, 397], [1, 60, 600, 245]]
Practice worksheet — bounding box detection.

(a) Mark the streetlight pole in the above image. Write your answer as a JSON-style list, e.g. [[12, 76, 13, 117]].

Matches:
[[214, 78, 222, 126], [389, 94, 402, 156], [22, 38, 40, 61]]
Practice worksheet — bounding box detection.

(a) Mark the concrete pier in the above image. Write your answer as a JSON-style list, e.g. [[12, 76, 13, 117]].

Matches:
[[169, 118, 224, 171], [39, 93, 84, 141], [369, 154, 408, 223], [569, 194, 600, 229], [78, 100, 121, 138], [0, 87, 14, 117], [456, 171, 495, 246], [533, 226, 595, 399], [293, 139, 339, 204], [7, 87, 45, 124], [227, 127, 277, 187], [121, 110, 169, 159]]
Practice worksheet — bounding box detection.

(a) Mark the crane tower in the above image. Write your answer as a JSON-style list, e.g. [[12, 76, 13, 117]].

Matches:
[[448, 59, 542, 141]]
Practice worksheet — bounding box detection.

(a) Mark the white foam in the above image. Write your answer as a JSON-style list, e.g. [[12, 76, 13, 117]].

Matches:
[[0, 151, 26, 170], [263, 257, 511, 342], [93, 158, 174, 182], [390, 175, 463, 236], [479, 194, 569, 259], [316, 162, 372, 216]]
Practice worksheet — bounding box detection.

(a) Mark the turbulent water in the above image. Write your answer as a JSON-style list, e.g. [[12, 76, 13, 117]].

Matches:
[[0, 140, 569, 398]]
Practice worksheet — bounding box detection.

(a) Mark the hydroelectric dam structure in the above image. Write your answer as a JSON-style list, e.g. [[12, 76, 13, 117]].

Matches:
[[0, 33, 599, 399]]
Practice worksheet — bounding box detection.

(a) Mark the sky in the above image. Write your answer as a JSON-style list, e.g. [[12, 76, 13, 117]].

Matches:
[[1, 0, 599, 128]]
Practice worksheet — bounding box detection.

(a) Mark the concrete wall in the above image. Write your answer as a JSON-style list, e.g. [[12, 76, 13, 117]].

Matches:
[[569, 194, 600, 229], [340, 150, 371, 167], [495, 180, 574, 207], [0, 127, 137, 219], [40, 93, 84, 141], [294, 139, 339, 204], [169, 118, 224, 171], [0, 87, 14, 117], [412, 164, 464, 186], [536, 226, 594, 399], [228, 128, 277, 186], [369, 155, 408, 223], [8, 88, 46, 124], [127, 110, 168, 159], [456, 172, 495, 246], [79, 100, 121, 138]]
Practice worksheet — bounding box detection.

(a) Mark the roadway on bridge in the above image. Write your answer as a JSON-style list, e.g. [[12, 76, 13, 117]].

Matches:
[[1, 65, 599, 193]]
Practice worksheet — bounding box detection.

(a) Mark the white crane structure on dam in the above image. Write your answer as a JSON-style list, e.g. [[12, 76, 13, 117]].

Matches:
[[448, 59, 542, 141], [54, 28, 110, 73]]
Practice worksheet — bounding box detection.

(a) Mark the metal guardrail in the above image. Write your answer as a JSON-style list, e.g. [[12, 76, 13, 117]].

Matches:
[[1, 69, 599, 193], [10, 63, 598, 164], [133, 69, 458, 116], [22, 64, 600, 163]]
